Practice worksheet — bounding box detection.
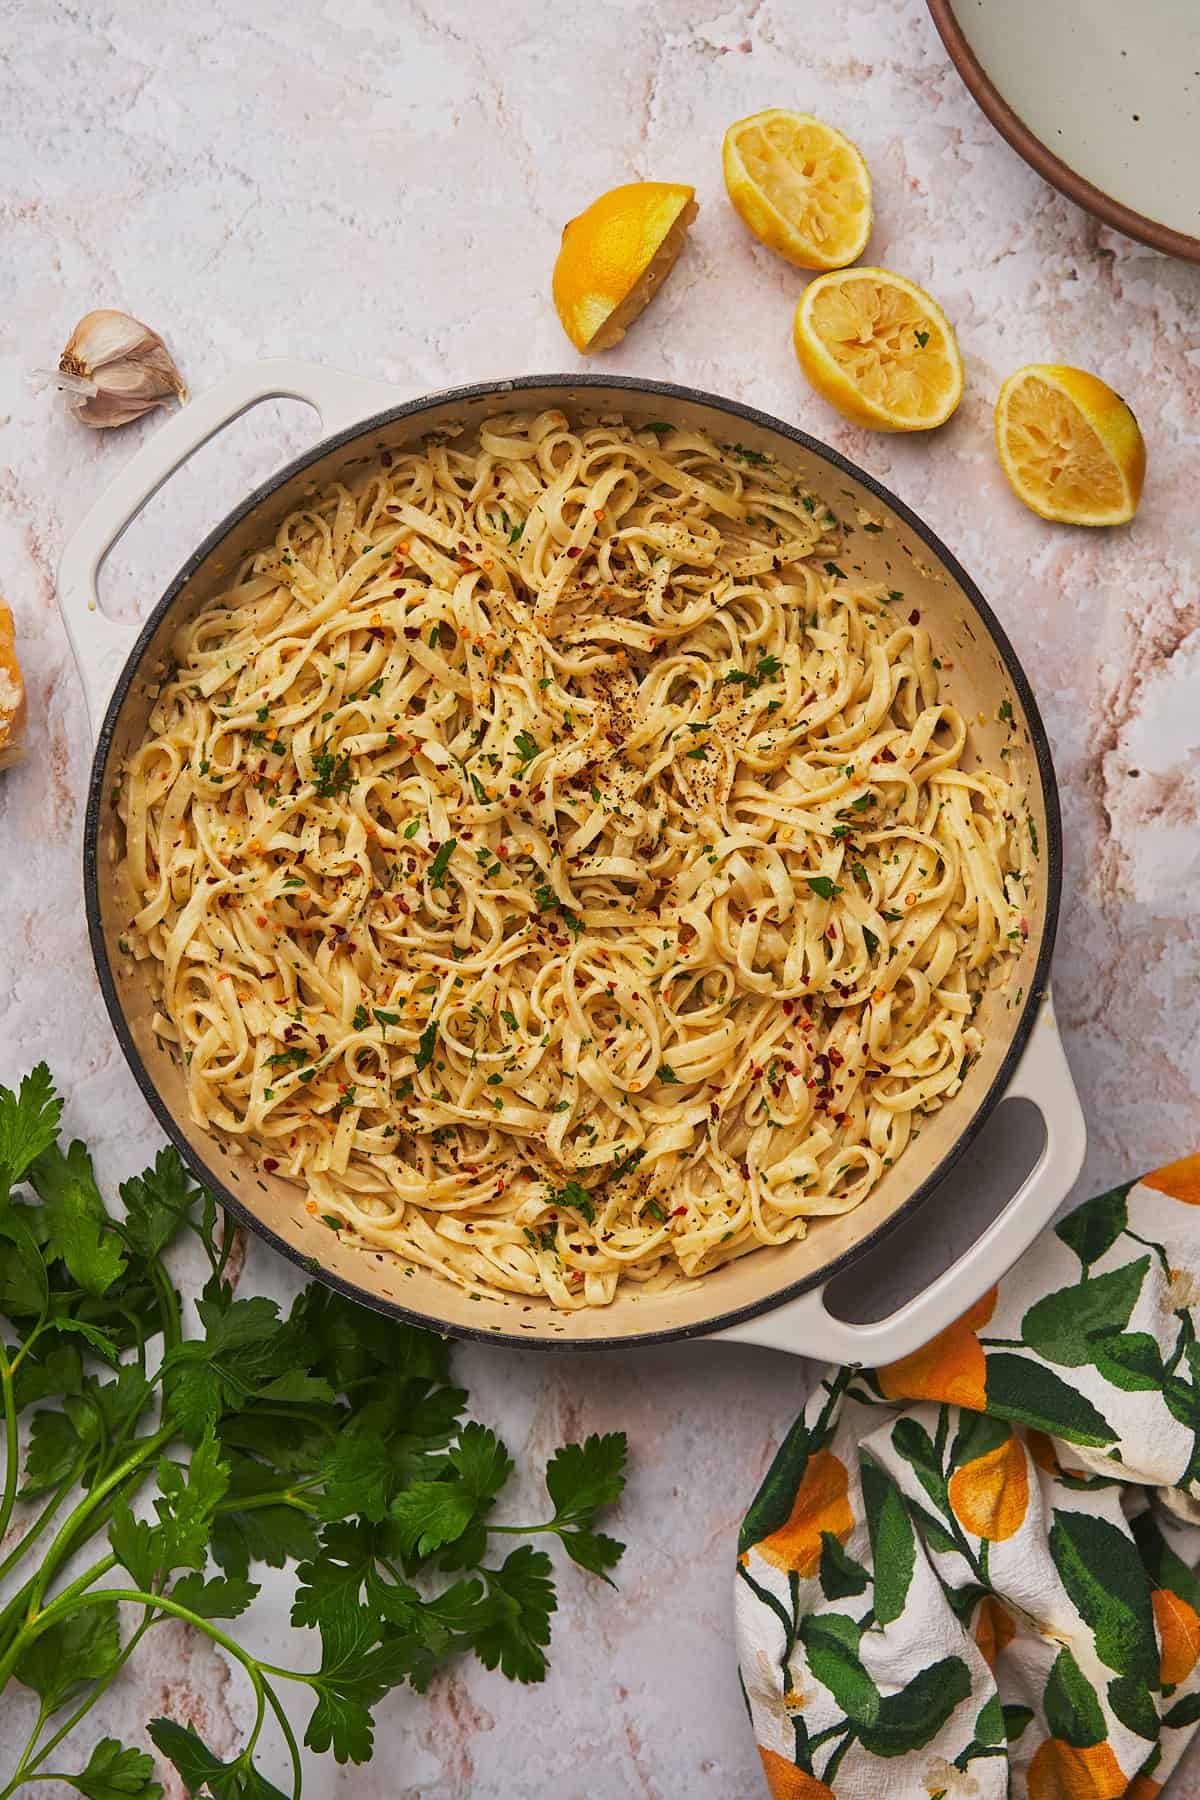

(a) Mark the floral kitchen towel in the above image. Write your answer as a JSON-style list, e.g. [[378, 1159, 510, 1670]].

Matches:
[[736, 1154, 1200, 1799]]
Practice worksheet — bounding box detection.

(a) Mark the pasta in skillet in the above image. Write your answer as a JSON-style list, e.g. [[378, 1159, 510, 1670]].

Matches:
[[120, 409, 1026, 1308]]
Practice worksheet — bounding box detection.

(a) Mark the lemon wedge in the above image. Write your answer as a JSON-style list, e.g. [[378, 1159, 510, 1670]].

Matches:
[[552, 182, 698, 355], [724, 110, 871, 270], [995, 364, 1145, 525], [793, 268, 963, 432]]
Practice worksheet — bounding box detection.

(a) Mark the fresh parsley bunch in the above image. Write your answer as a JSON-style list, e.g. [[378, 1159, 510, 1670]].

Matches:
[[0, 1066, 627, 1797]]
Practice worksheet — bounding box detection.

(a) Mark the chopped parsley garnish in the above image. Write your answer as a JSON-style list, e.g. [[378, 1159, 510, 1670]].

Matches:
[[312, 749, 356, 799], [824, 562, 848, 581], [501, 1008, 520, 1030], [998, 699, 1014, 723], [415, 1017, 438, 1071], [265, 1046, 308, 1070], [352, 1005, 369, 1031], [512, 730, 540, 769], [642, 422, 672, 437], [610, 1147, 645, 1185], [644, 1200, 666, 1222], [403, 816, 422, 839], [282, 874, 306, 889], [428, 838, 457, 886], [656, 1065, 681, 1084], [863, 927, 880, 955], [730, 443, 770, 466], [552, 1181, 595, 1223], [684, 746, 709, 760], [805, 875, 844, 900], [508, 520, 524, 544], [374, 1009, 401, 1026], [914, 329, 930, 348], [365, 676, 385, 698]]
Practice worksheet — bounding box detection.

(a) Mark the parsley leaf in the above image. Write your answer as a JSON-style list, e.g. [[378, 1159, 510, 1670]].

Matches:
[[0, 1062, 62, 1185], [473, 1545, 555, 1683], [30, 1138, 127, 1296], [59, 1734, 164, 1800]]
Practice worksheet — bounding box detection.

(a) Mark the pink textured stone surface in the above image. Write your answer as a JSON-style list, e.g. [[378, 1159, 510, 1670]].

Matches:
[[1, 0, 1198, 1792]]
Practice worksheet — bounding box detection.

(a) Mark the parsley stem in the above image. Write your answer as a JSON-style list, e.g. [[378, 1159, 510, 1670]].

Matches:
[[0, 1699, 48, 1800], [0, 1342, 19, 1551], [23, 1426, 173, 1621], [262, 1676, 304, 1800], [0, 1587, 269, 1719], [0, 1471, 80, 1592]]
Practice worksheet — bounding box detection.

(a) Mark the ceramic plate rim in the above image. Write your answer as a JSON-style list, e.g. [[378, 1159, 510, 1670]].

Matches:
[[927, 0, 1200, 264]]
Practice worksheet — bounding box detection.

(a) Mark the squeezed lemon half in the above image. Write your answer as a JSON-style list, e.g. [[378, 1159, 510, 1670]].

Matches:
[[724, 109, 871, 271], [995, 364, 1145, 525], [793, 267, 964, 431]]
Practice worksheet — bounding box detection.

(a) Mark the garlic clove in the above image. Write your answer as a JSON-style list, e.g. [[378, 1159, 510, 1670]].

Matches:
[[51, 308, 186, 429]]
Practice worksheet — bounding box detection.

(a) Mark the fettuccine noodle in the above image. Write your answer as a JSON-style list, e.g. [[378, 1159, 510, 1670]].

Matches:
[[119, 409, 1026, 1308]]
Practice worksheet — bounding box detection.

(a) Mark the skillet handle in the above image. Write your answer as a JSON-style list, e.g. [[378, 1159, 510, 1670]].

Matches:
[[713, 992, 1085, 1366], [56, 358, 405, 737]]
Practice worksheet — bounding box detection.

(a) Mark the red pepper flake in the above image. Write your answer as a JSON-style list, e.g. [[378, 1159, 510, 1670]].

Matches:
[[908, 609, 920, 626], [782, 999, 794, 1014], [880, 745, 896, 762], [263, 1157, 279, 1171], [566, 546, 582, 559], [381, 451, 393, 467], [509, 782, 521, 797], [672, 1206, 687, 1217], [403, 626, 420, 640], [827, 1046, 844, 1068]]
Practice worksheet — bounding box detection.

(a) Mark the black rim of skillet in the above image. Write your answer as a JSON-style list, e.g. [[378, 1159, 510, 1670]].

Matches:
[[84, 372, 1063, 1351]]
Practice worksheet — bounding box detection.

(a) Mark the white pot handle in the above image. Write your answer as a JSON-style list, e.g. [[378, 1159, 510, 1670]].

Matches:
[[56, 359, 406, 737], [714, 991, 1085, 1366]]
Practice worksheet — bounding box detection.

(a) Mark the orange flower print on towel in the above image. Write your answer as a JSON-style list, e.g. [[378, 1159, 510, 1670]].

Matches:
[[1152, 1585, 1200, 1685], [755, 1449, 852, 1576], [757, 1747, 835, 1799], [948, 1431, 1030, 1541], [973, 1594, 1016, 1669], [1026, 1739, 1127, 1800], [1142, 1152, 1200, 1206], [877, 1288, 996, 1408]]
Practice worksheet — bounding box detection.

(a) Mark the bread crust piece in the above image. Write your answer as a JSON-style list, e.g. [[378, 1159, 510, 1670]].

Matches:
[[0, 602, 27, 769]]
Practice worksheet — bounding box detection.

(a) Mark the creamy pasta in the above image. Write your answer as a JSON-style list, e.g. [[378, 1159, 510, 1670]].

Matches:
[[120, 408, 1026, 1308]]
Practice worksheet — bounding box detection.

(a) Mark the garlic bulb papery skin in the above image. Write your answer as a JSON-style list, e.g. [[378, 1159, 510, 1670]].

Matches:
[[53, 309, 187, 428]]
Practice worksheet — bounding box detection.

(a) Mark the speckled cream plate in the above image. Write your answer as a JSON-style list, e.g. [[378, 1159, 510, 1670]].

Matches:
[[929, 0, 1200, 262]]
